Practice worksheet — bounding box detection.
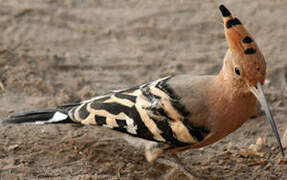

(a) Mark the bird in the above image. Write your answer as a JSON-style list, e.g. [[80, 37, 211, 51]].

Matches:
[[2, 4, 285, 179]]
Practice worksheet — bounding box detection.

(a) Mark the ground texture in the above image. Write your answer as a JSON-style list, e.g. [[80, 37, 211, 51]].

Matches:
[[0, 0, 286, 179]]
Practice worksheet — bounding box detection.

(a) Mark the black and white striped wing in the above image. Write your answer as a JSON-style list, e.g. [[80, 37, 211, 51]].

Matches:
[[68, 76, 208, 147]]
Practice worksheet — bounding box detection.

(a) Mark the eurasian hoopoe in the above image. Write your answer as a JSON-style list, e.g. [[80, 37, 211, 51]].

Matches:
[[3, 4, 284, 178]]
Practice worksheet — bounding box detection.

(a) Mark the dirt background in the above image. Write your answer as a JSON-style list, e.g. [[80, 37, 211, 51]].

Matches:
[[0, 0, 286, 179]]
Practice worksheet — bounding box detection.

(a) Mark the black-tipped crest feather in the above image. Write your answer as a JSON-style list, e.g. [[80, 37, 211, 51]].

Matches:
[[219, 5, 231, 17]]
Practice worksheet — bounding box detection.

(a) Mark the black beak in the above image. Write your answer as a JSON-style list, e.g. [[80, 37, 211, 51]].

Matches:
[[249, 82, 285, 157]]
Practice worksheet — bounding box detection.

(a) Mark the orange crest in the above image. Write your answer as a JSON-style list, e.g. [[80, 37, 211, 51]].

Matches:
[[219, 5, 266, 84]]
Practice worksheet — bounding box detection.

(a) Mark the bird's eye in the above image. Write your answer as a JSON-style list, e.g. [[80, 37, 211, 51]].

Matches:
[[235, 67, 240, 76]]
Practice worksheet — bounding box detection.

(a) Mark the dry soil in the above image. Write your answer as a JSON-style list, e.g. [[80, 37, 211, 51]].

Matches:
[[0, 0, 286, 179]]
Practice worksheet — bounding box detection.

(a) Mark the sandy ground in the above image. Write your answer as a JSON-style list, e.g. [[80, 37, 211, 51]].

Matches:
[[0, 0, 286, 179]]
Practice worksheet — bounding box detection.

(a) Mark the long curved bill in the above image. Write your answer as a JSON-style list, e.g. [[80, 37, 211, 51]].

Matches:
[[250, 82, 285, 157]]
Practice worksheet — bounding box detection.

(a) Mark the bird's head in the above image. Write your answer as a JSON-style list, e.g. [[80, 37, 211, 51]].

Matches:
[[219, 4, 284, 157], [219, 5, 266, 91]]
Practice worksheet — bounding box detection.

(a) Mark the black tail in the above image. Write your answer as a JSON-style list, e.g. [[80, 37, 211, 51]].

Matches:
[[2, 109, 75, 124]]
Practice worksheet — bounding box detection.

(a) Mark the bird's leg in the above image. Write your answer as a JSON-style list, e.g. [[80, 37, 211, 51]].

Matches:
[[144, 143, 196, 179], [156, 153, 195, 179]]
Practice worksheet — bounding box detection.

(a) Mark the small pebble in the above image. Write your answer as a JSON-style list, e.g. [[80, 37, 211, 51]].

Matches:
[[264, 163, 272, 170], [227, 142, 233, 150], [256, 137, 265, 149], [8, 144, 19, 151], [249, 144, 258, 152], [248, 137, 265, 152]]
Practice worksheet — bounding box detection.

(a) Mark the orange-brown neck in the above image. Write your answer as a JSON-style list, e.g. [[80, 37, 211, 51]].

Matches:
[[192, 71, 257, 148], [212, 71, 256, 134], [215, 68, 257, 111]]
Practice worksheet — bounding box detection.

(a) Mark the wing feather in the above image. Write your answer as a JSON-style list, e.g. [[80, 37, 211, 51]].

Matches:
[[68, 76, 207, 147]]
